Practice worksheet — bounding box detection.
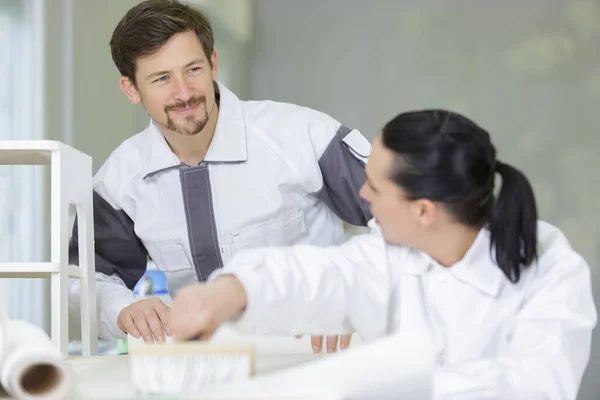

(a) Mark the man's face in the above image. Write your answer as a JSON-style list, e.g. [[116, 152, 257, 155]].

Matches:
[[120, 30, 218, 136]]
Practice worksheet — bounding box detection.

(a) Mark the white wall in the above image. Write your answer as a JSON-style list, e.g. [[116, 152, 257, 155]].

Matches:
[[250, 1, 600, 398], [0, 0, 48, 330]]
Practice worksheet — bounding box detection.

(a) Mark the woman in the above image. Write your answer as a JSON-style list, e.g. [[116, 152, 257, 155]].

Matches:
[[169, 110, 597, 399]]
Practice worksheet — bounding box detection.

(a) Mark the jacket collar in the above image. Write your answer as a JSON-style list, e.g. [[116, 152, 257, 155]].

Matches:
[[403, 228, 506, 297], [142, 81, 247, 180]]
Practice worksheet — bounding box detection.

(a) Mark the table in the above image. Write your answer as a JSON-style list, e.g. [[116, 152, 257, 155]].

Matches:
[[0, 352, 323, 399], [1, 324, 366, 399], [65, 353, 322, 399], [1, 330, 346, 399], [1, 330, 434, 399]]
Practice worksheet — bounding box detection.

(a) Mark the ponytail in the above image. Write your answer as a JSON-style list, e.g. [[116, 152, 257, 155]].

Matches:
[[490, 161, 538, 283]]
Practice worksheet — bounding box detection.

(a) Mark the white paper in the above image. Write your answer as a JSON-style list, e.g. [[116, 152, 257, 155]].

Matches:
[[128, 324, 366, 355], [0, 313, 73, 400], [209, 324, 367, 355], [203, 331, 434, 399]]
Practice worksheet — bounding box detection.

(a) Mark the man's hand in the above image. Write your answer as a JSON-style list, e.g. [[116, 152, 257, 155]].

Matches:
[[117, 297, 170, 344], [312, 334, 352, 353], [295, 334, 353, 353], [169, 275, 247, 341]]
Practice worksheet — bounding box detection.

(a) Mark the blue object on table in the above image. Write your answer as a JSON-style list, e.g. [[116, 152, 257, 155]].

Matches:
[[133, 269, 168, 298], [117, 269, 169, 355]]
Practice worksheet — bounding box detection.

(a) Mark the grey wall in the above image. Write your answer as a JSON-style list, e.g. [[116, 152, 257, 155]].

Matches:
[[194, 0, 254, 100], [44, 0, 149, 174], [71, 0, 150, 173], [250, 1, 600, 398]]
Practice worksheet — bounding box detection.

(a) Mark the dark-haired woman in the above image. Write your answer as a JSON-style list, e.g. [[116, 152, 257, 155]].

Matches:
[[170, 110, 597, 399]]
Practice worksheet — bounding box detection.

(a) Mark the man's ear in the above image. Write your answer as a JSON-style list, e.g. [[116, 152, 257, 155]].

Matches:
[[210, 48, 219, 81], [119, 76, 141, 104]]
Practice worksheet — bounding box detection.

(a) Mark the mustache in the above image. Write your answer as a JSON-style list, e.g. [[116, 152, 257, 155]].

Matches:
[[164, 95, 206, 112]]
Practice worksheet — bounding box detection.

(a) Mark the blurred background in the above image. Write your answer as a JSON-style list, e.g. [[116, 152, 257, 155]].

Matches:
[[0, 0, 598, 398]]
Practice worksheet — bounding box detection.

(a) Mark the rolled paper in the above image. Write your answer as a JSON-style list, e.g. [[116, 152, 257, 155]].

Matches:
[[0, 319, 73, 400], [0, 311, 7, 366]]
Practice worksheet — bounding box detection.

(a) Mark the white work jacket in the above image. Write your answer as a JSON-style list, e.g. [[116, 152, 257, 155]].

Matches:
[[68, 81, 372, 340], [214, 220, 597, 399]]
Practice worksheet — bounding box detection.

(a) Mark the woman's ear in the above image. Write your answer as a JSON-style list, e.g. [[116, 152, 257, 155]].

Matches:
[[411, 199, 438, 228]]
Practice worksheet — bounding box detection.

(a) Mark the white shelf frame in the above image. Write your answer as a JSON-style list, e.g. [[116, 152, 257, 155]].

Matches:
[[0, 140, 98, 356]]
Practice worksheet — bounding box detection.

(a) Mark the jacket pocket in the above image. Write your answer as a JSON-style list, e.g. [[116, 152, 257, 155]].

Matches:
[[145, 238, 193, 272], [232, 208, 307, 251]]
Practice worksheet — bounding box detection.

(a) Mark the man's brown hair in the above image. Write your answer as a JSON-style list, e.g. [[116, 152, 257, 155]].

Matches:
[[110, 0, 214, 85]]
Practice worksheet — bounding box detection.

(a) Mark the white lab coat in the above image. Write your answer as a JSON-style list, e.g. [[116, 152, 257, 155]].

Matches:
[[211, 220, 597, 399]]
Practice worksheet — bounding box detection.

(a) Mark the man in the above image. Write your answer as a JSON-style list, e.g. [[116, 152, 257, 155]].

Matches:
[[68, 0, 372, 354]]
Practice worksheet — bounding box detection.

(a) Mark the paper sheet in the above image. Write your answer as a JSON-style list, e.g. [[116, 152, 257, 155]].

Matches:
[[209, 324, 366, 354], [203, 331, 434, 399], [128, 324, 366, 355]]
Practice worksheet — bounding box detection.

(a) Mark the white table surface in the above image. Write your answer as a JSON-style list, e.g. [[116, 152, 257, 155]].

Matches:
[[65, 352, 323, 399], [1, 330, 354, 400], [0, 331, 434, 399], [0, 352, 325, 399], [71, 328, 339, 399]]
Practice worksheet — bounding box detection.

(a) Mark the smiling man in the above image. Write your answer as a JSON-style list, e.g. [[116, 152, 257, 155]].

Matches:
[[68, 0, 372, 354]]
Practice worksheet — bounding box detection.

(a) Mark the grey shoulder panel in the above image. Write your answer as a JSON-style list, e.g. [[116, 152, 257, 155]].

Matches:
[[69, 191, 147, 290], [316, 125, 372, 226]]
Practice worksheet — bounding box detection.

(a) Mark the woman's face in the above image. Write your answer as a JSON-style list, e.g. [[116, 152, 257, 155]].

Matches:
[[359, 135, 428, 246]]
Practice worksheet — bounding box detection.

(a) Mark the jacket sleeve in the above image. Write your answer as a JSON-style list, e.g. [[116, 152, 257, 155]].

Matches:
[[68, 272, 139, 340], [314, 124, 373, 226], [68, 149, 149, 340], [69, 191, 148, 289], [434, 248, 597, 399], [209, 231, 392, 340]]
